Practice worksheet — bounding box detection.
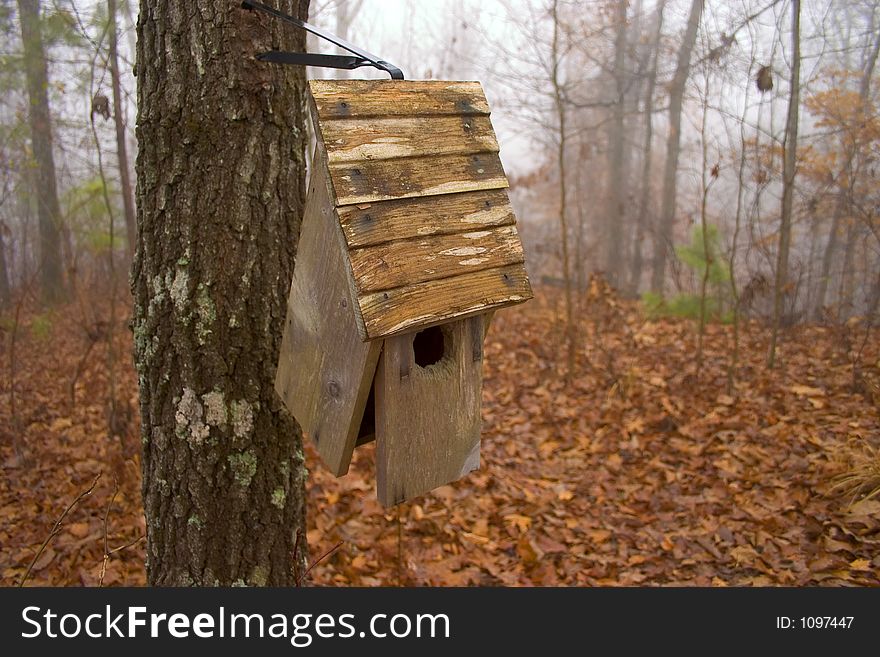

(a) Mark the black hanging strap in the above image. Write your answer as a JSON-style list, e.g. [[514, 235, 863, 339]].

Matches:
[[242, 1, 405, 80]]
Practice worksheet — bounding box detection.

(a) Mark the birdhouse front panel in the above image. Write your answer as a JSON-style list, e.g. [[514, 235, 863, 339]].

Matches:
[[308, 80, 533, 340], [375, 316, 484, 507]]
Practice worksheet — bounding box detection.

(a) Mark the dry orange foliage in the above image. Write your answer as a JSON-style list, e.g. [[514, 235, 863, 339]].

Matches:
[[1, 286, 878, 586]]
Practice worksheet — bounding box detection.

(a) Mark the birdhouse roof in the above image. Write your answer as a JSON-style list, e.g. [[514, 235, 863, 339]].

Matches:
[[308, 79, 533, 341]]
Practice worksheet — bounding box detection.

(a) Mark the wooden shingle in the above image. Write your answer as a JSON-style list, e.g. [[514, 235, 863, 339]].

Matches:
[[309, 79, 533, 341]]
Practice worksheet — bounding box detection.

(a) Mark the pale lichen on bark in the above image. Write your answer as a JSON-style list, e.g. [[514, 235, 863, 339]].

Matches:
[[195, 283, 216, 344], [271, 487, 286, 509], [169, 266, 190, 313], [175, 387, 209, 444], [230, 399, 254, 440], [228, 449, 258, 488], [202, 390, 226, 427]]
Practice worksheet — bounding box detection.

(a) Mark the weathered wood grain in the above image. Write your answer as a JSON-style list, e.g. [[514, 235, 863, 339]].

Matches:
[[302, 79, 533, 343], [336, 189, 515, 248], [357, 263, 533, 339], [274, 154, 381, 476], [349, 225, 525, 293], [319, 115, 498, 163], [483, 310, 496, 339], [329, 151, 508, 206], [310, 80, 490, 119], [375, 317, 483, 506]]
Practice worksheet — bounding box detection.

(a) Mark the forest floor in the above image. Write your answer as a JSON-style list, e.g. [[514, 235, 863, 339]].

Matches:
[[2, 284, 879, 586]]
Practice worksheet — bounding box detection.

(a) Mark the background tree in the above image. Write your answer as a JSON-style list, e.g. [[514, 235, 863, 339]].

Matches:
[[0, 220, 10, 309], [107, 0, 135, 260], [17, 0, 64, 303], [627, 0, 665, 296], [133, 0, 311, 586], [604, 0, 628, 288], [549, 0, 576, 380], [650, 0, 703, 294], [812, 16, 880, 319], [768, 0, 800, 368]]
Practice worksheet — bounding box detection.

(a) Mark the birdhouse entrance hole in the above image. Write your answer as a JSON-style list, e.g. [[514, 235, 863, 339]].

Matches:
[[413, 326, 446, 368]]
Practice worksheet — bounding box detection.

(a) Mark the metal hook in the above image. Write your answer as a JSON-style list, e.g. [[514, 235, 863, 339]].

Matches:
[[242, 1, 405, 80]]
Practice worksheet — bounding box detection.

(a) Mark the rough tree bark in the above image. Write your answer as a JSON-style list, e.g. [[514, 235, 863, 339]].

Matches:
[[108, 0, 137, 260], [17, 0, 64, 303], [649, 0, 702, 294], [133, 0, 311, 586], [768, 0, 800, 369]]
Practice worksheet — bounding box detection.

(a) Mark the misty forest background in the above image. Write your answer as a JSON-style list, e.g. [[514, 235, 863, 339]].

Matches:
[[1, 0, 879, 586]]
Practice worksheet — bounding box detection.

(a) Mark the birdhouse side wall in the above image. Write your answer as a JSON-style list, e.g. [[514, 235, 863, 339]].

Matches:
[[275, 153, 381, 476]]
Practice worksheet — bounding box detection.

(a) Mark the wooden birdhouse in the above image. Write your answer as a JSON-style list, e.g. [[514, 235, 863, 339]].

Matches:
[[275, 80, 532, 506]]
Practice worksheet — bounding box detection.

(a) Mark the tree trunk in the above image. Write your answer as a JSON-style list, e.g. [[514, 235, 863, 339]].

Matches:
[[133, 0, 311, 586], [604, 0, 627, 289], [837, 222, 859, 316], [813, 193, 842, 319], [17, 0, 64, 303], [768, 0, 800, 369], [0, 223, 10, 309], [108, 0, 137, 261], [649, 0, 702, 294], [867, 260, 880, 325], [813, 27, 880, 320], [627, 0, 665, 295], [333, 0, 363, 78], [17, 172, 33, 286], [550, 0, 576, 381], [696, 72, 714, 370], [726, 59, 753, 395]]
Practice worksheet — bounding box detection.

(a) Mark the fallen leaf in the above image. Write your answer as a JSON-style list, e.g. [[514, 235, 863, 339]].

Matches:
[[789, 384, 824, 397], [516, 534, 543, 565], [504, 514, 532, 532]]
